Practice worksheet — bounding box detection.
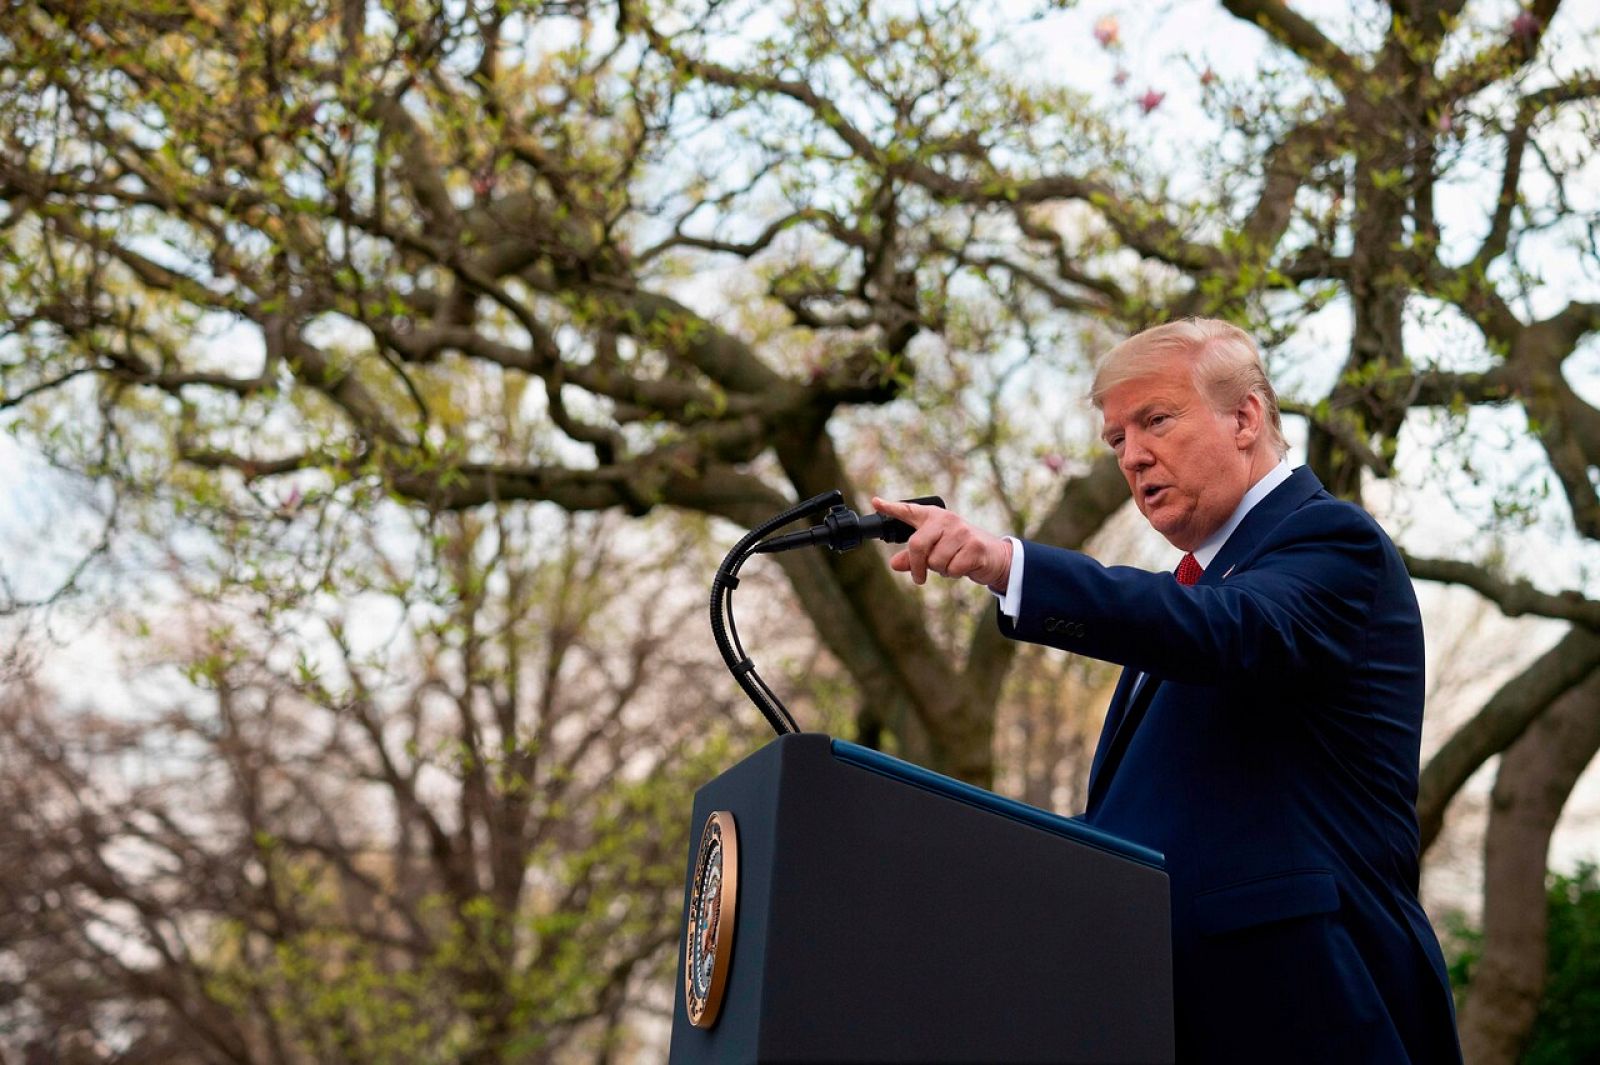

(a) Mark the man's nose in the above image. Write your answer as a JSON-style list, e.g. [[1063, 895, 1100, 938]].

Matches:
[[1120, 434, 1153, 471]]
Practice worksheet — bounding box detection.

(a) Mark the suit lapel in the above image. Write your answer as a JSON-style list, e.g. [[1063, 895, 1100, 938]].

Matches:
[[1086, 668, 1138, 799], [1087, 669, 1163, 813], [1085, 467, 1327, 810], [1197, 466, 1324, 588]]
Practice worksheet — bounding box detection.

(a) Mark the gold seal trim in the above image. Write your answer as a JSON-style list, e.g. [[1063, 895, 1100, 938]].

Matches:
[[684, 809, 739, 1029]]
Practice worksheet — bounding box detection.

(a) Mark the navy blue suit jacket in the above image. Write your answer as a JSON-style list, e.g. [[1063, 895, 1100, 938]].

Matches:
[[1000, 467, 1462, 1063]]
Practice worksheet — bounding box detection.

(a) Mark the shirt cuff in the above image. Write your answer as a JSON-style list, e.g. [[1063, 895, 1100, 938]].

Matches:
[[992, 537, 1025, 619]]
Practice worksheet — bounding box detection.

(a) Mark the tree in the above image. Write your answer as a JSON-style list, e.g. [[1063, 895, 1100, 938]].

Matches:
[[5, 0, 1600, 1059], [1449, 864, 1600, 1065], [0, 0, 1133, 784], [0, 505, 741, 1063]]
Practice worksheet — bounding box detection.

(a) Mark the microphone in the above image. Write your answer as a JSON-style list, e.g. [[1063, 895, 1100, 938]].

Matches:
[[754, 497, 946, 554]]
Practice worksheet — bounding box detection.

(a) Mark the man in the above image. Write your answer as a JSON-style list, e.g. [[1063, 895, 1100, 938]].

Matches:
[[872, 319, 1462, 1063]]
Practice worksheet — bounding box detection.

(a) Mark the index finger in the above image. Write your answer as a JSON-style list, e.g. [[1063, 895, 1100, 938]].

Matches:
[[870, 496, 939, 526]]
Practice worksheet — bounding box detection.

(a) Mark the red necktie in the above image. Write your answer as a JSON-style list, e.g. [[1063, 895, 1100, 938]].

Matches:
[[1175, 553, 1203, 586]]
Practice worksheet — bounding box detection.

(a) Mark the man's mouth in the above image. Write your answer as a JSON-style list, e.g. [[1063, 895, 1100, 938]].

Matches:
[[1141, 484, 1168, 505]]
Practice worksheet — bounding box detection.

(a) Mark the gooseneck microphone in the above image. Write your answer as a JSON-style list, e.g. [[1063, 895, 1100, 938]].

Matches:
[[753, 497, 946, 554], [710, 491, 945, 735]]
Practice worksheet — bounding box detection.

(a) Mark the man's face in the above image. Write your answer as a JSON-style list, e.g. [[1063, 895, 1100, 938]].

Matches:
[[1099, 355, 1256, 552]]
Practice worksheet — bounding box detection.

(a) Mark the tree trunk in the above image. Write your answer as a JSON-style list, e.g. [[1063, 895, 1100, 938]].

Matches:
[[1458, 662, 1600, 1065], [1418, 625, 1600, 853]]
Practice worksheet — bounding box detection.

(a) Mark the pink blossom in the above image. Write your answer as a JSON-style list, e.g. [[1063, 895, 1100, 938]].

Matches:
[[1113, 67, 1130, 87], [1510, 10, 1541, 41], [1093, 15, 1120, 49], [1138, 89, 1165, 115], [1199, 67, 1217, 87], [1042, 453, 1065, 474], [1436, 110, 1453, 134]]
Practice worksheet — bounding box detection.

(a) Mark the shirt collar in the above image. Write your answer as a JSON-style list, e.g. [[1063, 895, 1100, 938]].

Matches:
[[1191, 459, 1293, 570]]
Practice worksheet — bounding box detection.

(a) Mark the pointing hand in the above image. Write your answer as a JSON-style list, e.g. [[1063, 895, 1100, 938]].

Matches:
[[871, 497, 1013, 592]]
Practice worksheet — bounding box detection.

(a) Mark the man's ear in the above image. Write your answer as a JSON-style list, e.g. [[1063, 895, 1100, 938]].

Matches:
[[1234, 393, 1264, 449]]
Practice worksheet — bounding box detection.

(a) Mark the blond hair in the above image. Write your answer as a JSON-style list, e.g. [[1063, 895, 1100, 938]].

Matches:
[[1091, 319, 1288, 457]]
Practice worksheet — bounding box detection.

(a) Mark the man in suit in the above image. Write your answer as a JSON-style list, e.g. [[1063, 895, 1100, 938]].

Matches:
[[872, 319, 1462, 1063]]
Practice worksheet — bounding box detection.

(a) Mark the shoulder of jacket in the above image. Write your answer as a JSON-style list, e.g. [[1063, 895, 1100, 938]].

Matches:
[[1272, 493, 1392, 552]]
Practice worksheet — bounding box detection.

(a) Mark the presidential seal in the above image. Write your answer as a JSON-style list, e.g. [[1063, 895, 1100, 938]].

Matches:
[[684, 810, 739, 1028]]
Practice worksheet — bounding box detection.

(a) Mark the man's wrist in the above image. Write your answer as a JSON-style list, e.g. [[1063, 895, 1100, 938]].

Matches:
[[992, 537, 1025, 620], [986, 537, 1014, 594]]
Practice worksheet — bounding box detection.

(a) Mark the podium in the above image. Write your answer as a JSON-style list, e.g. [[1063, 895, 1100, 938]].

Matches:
[[667, 733, 1174, 1064]]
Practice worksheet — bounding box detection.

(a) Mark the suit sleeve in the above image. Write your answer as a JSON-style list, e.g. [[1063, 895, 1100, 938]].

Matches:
[[997, 501, 1384, 685]]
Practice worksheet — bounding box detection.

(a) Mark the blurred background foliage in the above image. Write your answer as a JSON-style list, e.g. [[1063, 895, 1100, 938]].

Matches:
[[1448, 865, 1600, 1065]]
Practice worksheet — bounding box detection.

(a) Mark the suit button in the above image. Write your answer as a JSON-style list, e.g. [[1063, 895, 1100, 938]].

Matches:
[[1044, 617, 1085, 638]]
